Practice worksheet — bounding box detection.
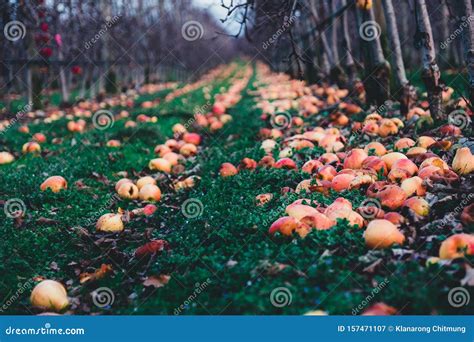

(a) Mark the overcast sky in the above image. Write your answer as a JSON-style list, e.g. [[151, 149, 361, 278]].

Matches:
[[193, 0, 241, 35]]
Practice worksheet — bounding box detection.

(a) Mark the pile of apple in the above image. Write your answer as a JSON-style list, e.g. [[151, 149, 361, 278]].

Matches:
[[192, 66, 253, 132], [220, 65, 474, 265], [11, 69, 248, 313]]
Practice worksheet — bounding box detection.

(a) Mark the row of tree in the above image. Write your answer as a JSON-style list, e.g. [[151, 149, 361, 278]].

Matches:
[[0, 0, 238, 111], [224, 0, 474, 118]]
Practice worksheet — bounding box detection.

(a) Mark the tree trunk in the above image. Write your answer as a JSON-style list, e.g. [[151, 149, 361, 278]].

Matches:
[[454, 0, 474, 107], [99, 0, 111, 94], [358, 5, 390, 105], [439, 2, 450, 67], [27, 66, 33, 106], [309, 1, 345, 86], [382, 0, 416, 114], [415, 0, 443, 121], [328, 0, 339, 63], [58, 50, 70, 104], [341, 0, 356, 84]]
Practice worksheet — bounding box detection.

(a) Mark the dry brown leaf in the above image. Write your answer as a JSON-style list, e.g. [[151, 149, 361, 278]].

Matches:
[[79, 264, 113, 284]]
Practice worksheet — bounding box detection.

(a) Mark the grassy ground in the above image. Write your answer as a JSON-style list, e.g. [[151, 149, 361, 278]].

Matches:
[[0, 63, 472, 315]]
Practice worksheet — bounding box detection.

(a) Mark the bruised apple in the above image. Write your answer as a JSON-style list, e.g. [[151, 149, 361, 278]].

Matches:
[[364, 219, 405, 249], [139, 184, 162, 202], [30, 280, 69, 312], [364, 142, 386, 156], [269, 216, 301, 236], [452, 147, 474, 175], [115, 178, 133, 192], [136, 176, 156, 190], [40, 176, 67, 193], [149, 158, 172, 173], [285, 204, 319, 220], [220, 163, 238, 177], [439, 234, 474, 259], [117, 182, 139, 200], [96, 213, 124, 232]]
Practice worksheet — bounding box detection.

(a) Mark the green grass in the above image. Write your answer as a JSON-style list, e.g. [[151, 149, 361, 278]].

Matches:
[[0, 64, 471, 315]]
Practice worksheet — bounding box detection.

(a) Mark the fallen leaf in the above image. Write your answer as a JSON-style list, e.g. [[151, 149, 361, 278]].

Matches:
[[79, 264, 113, 284], [135, 240, 169, 258], [143, 275, 170, 288], [36, 217, 60, 225]]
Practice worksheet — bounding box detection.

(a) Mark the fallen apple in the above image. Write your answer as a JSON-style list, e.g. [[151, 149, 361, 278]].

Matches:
[[40, 176, 67, 193], [30, 280, 69, 312], [96, 213, 124, 232], [364, 219, 405, 249]]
